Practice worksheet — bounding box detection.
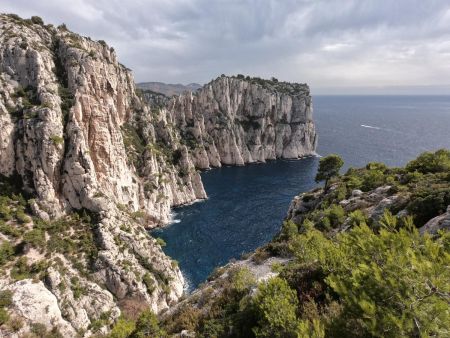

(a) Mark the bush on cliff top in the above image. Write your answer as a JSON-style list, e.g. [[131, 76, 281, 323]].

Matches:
[[406, 149, 450, 174], [30, 16, 44, 25]]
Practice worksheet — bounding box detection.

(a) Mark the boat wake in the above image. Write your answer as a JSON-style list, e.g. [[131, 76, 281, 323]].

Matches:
[[361, 124, 381, 130]]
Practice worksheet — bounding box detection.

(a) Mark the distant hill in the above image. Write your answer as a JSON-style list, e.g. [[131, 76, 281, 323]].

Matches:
[[137, 81, 202, 96]]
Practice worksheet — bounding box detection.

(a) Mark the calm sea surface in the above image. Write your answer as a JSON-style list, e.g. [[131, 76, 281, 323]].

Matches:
[[153, 95, 450, 290]]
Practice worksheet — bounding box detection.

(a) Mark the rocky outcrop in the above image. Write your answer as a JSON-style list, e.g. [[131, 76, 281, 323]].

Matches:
[[5, 280, 77, 337], [420, 205, 450, 235], [287, 184, 411, 231], [163, 76, 317, 168]]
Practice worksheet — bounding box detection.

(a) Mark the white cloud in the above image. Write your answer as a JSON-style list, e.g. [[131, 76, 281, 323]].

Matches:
[[321, 43, 353, 52], [2, 0, 450, 93]]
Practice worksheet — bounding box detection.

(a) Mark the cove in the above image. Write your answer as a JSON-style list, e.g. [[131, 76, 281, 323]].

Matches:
[[153, 95, 450, 291], [152, 157, 319, 290]]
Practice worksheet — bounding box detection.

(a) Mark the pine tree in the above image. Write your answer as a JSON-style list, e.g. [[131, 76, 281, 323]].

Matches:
[[315, 155, 344, 190]]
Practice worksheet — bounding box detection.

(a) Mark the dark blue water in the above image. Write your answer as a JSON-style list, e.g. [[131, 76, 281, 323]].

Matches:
[[153, 96, 450, 290]]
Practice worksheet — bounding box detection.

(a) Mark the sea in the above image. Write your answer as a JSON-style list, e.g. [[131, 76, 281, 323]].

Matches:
[[152, 95, 450, 290]]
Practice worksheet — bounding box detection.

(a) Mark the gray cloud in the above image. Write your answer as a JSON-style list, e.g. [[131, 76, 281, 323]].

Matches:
[[2, 0, 450, 94]]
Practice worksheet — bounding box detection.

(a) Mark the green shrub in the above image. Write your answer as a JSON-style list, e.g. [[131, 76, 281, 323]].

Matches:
[[30, 322, 47, 336], [10, 256, 30, 280], [50, 135, 64, 146], [361, 169, 385, 191], [365, 162, 387, 171], [155, 237, 166, 247], [403, 170, 423, 184], [279, 221, 298, 240], [332, 183, 348, 201], [406, 149, 450, 174], [109, 317, 136, 338], [297, 319, 325, 338], [7, 316, 23, 332], [407, 187, 450, 227], [252, 277, 299, 338], [0, 204, 12, 221], [164, 306, 201, 334], [142, 273, 155, 294], [44, 327, 63, 338], [231, 267, 256, 293], [348, 209, 367, 227], [0, 241, 14, 266], [23, 228, 46, 248], [0, 222, 21, 237], [343, 172, 363, 190], [0, 290, 13, 308], [131, 309, 167, 338], [13, 85, 40, 108], [0, 308, 9, 325], [15, 209, 31, 224], [172, 149, 183, 165], [40, 101, 53, 109], [121, 124, 146, 168], [131, 211, 146, 220], [71, 277, 86, 299], [13, 194, 27, 207], [89, 318, 106, 332], [200, 319, 226, 337], [325, 205, 345, 227], [317, 205, 346, 230], [57, 85, 74, 124], [30, 16, 44, 25], [6, 14, 22, 21], [291, 223, 450, 337]]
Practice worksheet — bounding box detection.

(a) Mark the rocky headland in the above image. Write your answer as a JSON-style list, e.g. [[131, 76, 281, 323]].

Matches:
[[140, 75, 317, 168]]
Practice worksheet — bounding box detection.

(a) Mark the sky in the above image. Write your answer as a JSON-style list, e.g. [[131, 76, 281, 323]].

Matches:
[[3, 0, 450, 94]]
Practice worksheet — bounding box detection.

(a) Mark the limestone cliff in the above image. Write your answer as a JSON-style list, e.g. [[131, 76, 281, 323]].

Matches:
[[0, 14, 205, 336], [141, 76, 317, 169], [0, 14, 206, 225]]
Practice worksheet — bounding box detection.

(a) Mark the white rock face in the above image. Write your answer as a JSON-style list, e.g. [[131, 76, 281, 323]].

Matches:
[[44, 264, 121, 333], [0, 103, 15, 175], [0, 14, 206, 224], [164, 76, 317, 168], [5, 280, 77, 337], [0, 14, 191, 335], [93, 203, 185, 311]]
